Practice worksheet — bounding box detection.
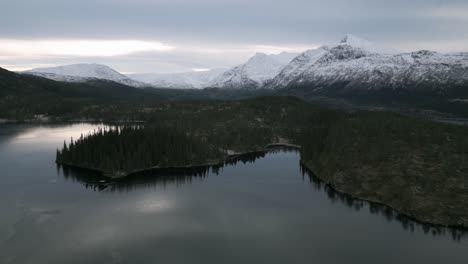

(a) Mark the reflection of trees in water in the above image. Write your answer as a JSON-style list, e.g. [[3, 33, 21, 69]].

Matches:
[[300, 164, 468, 242], [59, 163, 211, 192], [59, 148, 468, 241], [58, 150, 271, 192]]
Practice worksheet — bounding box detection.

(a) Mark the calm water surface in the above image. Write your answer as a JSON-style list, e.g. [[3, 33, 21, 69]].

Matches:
[[0, 123, 467, 264]]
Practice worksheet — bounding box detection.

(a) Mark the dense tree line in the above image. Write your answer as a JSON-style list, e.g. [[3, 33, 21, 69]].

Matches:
[[56, 97, 325, 174], [56, 126, 224, 175]]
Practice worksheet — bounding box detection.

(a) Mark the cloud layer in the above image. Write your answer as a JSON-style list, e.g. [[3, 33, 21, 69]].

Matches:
[[1, 0, 467, 73]]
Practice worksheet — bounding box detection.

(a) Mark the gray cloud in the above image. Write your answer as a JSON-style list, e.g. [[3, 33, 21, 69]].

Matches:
[[1, 0, 468, 73]]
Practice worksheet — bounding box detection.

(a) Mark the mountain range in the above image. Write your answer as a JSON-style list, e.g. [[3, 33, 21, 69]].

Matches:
[[22, 52, 298, 89], [11, 34, 468, 117], [20, 35, 468, 93], [275, 36, 468, 93]]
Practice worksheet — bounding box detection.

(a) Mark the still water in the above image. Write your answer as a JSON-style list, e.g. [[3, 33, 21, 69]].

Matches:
[[0, 123, 467, 264]]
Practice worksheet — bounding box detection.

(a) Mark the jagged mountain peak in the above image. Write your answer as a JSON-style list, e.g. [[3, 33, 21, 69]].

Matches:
[[272, 44, 468, 92], [317, 45, 371, 63], [205, 52, 298, 89]]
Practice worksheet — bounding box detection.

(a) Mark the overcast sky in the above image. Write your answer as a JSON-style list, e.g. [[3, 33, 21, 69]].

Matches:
[[1, 0, 467, 73]]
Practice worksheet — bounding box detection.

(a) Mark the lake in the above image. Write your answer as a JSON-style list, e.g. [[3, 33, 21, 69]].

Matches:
[[0, 123, 467, 264]]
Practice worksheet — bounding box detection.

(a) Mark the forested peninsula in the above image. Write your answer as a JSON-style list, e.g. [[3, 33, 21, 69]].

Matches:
[[55, 97, 468, 228]]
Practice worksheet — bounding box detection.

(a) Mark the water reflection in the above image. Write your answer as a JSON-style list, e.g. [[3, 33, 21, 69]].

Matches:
[[58, 150, 270, 192], [58, 148, 468, 242], [300, 164, 468, 243]]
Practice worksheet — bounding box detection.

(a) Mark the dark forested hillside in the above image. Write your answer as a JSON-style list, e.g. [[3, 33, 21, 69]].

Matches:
[[3, 66, 468, 121], [0, 67, 161, 119], [279, 81, 468, 118], [0, 67, 277, 120]]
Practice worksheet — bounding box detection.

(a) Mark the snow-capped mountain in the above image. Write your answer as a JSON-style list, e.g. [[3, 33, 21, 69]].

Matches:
[[129, 69, 226, 89], [267, 35, 399, 89], [205, 52, 298, 89], [17, 35, 468, 96], [269, 35, 468, 95], [268, 47, 329, 89], [23, 64, 147, 88]]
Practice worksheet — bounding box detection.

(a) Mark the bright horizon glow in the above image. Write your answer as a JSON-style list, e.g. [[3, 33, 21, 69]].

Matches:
[[192, 68, 210, 72], [0, 39, 175, 57], [250, 44, 320, 54], [0, 39, 320, 73], [2, 35, 463, 74]]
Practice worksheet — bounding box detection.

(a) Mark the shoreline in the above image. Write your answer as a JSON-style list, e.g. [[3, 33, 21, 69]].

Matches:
[[0, 118, 146, 124], [57, 143, 467, 230], [300, 160, 468, 230], [56, 143, 301, 179]]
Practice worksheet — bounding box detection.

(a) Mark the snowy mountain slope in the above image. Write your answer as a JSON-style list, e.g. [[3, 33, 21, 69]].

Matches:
[[129, 69, 225, 89], [268, 35, 468, 95], [269, 52, 301, 64], [23, 64, 147, 88], [205, 52, 298, 89], [268, 47, 329, 89], [285, 46, 468, 91], [269, 35, 399, 89], [17, 35, 468, 95]]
